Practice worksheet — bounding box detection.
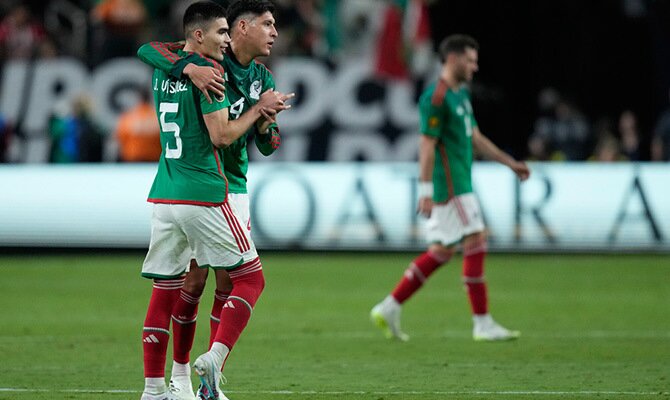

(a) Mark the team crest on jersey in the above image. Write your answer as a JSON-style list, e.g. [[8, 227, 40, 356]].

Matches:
[[429, 117, 440, 128], [250, 80, 261, 100]]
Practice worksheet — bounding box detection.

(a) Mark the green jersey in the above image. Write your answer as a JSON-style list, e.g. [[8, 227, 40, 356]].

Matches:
[[146, 49, 231, 205], [220, 53, 279, 193], [419, 79, 479, 202], [137, 42, 281, 194]]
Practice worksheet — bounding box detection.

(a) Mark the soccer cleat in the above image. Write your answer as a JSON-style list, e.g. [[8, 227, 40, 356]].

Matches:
[[197, 384, 230, 400], [370, 301, 409, 342], [473, 316, 520, 342], [140, 392, 168, 400], [193, 352, 227, 400], [167, 378, 196, 400]]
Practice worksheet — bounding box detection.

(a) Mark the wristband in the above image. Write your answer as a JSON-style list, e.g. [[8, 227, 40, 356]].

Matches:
[[418, 181, 433, 198]]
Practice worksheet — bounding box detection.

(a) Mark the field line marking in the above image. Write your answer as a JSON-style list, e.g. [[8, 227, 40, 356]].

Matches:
[[0, 388, 667, 396]]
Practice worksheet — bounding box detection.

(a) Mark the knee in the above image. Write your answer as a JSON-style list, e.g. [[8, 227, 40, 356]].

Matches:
[[428, 243, 456, 261], [215, 271, 234, 293], [231, 270, 265, 308], [182, 269, 208, 296]]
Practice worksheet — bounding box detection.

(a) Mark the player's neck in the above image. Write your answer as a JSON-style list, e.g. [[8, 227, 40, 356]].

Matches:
[[182, 41, 199, 55], [230, 42, 254, 66], [441, 68, 460, 88]]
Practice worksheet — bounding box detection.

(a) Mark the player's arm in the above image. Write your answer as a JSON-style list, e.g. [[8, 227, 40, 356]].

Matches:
[[254, 92, 295, 155], [472, 127, 530, 181], [204, 89, 289, 148], [137, 41, 225, 103], [417, 134, 438, 217], [416, 92, 442, 216], [253, 71, 291, 156]]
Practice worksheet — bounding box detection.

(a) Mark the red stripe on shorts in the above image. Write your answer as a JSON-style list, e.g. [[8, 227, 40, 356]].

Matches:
[[220, 205, 245, 253], [225, 202, 250, 251]]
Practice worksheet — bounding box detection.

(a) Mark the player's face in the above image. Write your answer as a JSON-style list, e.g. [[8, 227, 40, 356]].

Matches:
[[457, 48, 479, 83], [247, 12, 278, 57], [202, 17, 231, 61]]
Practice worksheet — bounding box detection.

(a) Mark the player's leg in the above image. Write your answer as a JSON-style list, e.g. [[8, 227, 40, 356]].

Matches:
[[182, 202, 262, 400], [207, 193, 244, 346], [141, 204, 191, 400], [209, 271, 233, 347], [370, 201, 458, 341], [169, 260, 209, 400], [370, 244, 454, 341], [456, 196, 519, 342]]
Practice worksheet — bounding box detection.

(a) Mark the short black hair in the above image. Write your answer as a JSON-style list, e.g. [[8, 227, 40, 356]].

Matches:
[[227, 0, 275, 28], [439, 34, 479, 63], [183, 1, 227, 38]]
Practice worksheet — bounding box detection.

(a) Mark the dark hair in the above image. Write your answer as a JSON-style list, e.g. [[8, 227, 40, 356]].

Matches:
[[227, 0, 275, 28], [439, 34, 479, 63], [183, 1, 227, 37]]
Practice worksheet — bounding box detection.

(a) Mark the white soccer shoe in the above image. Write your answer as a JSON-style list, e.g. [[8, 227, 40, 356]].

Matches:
[[370, 297, 409, 342], [473, 315, 520, 341], [167, 378, 196, 400], [193, 352, 228, 400], [197, 384, 230, 400], [140, 392, 167, 400]]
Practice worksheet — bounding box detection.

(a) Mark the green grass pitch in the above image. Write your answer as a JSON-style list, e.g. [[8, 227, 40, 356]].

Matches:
[[0, 252, 668, 399]]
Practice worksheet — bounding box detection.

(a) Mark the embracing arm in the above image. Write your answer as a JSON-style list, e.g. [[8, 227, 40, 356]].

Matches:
[[137, 41, 225, 103]]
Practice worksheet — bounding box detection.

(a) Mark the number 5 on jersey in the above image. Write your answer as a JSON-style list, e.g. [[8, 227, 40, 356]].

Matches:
[[159, 102, 182, 159]]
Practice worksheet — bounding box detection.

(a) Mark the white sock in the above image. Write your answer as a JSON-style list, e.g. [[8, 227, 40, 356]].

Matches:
[[209, 342, 231, 370], [171, 361, 190, 379], [144, 377, 166, 395], [473, 313, 492, 326], [381, 295, 400, 310]]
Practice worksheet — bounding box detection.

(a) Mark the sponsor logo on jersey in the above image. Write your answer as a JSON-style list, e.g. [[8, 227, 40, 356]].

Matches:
[[250, 80, 261, 100]]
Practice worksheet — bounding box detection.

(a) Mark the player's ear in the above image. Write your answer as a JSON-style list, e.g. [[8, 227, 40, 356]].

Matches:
[[193, 28, 204, 43], [238, 19, 247, 35]]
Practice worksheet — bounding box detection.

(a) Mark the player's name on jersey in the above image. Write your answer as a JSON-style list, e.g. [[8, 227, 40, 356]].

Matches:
[[154, 77, 188, 94]]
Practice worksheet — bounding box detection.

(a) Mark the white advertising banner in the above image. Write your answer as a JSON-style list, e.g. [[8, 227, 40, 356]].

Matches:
[[0, 163, 667, 251]]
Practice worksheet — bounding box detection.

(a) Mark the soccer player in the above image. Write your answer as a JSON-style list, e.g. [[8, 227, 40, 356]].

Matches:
[[370, 34, 530, 342], [139, 2, 289, 400], [137, 1, 290, 399]]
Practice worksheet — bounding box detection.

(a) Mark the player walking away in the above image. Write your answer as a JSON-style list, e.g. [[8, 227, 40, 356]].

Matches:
[[370, 34, 530, 343], [139, 2, 289, 400], [137, 1, 292, 399]]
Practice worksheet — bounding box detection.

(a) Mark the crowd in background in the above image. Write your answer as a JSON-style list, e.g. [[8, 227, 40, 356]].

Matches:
[[0, 0, 669, 163]]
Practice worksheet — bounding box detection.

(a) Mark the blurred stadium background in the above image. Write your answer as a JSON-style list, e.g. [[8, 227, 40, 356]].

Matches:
[[0, 0, 668, 399]]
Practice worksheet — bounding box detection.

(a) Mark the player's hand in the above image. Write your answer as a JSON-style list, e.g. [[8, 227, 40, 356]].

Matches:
[[417, 196, 434, 218], [275, 92, 295, 113], [259, 107, 277, 124], [258, 89, 294, 113], [511, 161, 531, 181], [183, 64, 225, 104]]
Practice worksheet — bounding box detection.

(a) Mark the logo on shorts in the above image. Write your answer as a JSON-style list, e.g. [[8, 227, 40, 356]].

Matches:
[[429, 117, 440, 128], [215, 93, 226, 103]]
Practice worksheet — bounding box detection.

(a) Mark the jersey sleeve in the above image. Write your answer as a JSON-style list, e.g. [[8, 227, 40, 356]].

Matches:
[[200, 90, 230, 115], [137, 42, 182, 76], [254, 66, 281, 156], [137, 41, 212, 80], [418, 90, 444, 138]]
